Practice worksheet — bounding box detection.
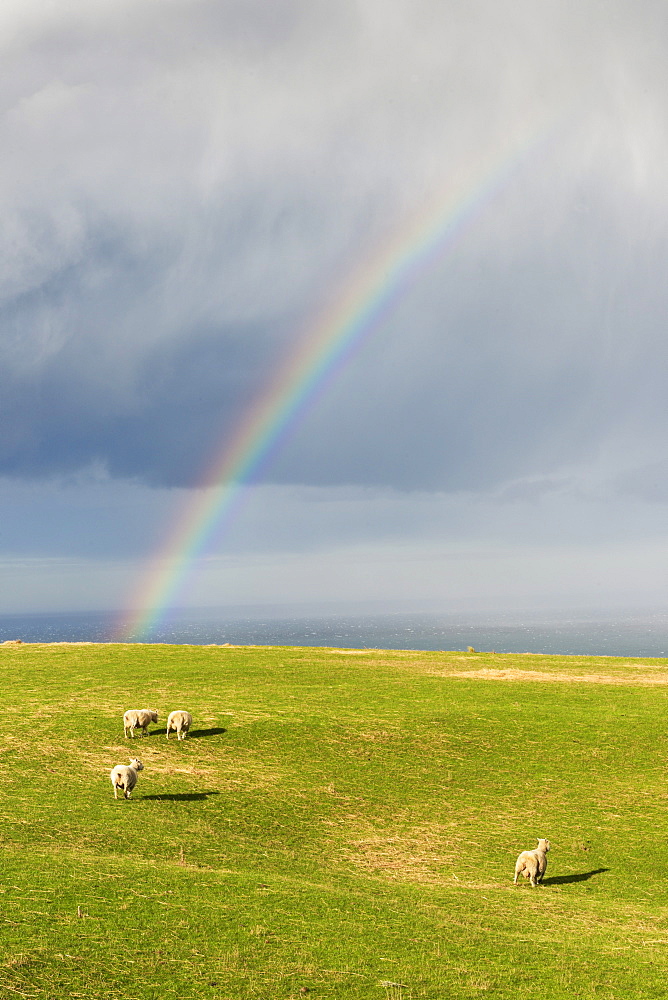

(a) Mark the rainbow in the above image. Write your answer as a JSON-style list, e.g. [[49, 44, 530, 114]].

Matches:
[[118, 128, 545, 640]]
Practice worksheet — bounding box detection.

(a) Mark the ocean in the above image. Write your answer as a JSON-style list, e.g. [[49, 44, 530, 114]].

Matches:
[[1, 605, 668, 657]]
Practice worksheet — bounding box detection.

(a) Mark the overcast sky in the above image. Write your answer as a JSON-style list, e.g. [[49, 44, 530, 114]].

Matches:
[[2, 0, 668, 617]]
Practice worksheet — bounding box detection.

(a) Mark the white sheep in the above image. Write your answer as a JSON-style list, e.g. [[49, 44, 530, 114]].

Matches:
[[514, 838, 550, 886], [123, 708, 158, 738], [166, 710, 192, 740], [110, 758, 144, 799]]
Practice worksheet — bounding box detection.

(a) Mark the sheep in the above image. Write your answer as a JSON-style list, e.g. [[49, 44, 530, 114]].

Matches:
[[514, 838, 550, 887], [166, 710, 192, 740], [110, 758, 144, 799], [123, 708, 158, 738]]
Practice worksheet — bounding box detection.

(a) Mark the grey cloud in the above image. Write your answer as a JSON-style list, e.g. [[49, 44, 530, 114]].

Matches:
[[1, 0, 668, 496], [613, 462, 668, 504], [0, 472, 179, 558]]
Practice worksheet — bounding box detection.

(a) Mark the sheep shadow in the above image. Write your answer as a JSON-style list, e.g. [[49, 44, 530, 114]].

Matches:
[[543, 868, 610, 886], [147, 727, 227, 739], [142, 791, 221, 802]]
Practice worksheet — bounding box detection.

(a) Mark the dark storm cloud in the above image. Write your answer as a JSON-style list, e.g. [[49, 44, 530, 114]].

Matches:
[[0, 230, 266, 486], [2, 0, 668, 495]]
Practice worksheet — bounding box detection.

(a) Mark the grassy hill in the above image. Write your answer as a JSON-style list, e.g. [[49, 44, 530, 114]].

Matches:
[[2, 641, 668, 999]]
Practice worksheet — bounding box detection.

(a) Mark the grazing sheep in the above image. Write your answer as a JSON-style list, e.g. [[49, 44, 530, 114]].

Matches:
[[110, 758, 144, 799], [514, 838, 550, 887], [123, 708, 158, 738], [166, 710, 192, 740]]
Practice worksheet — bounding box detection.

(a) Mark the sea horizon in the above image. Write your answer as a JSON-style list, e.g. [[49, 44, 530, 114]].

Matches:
[[2, 602, 668, 657]]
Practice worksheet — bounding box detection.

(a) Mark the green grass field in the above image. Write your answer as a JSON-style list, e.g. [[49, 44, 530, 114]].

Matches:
[[3, 641, 668, 999]]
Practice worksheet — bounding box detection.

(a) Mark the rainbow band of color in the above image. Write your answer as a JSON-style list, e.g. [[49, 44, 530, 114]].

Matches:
[[119, 127, 546, 640]]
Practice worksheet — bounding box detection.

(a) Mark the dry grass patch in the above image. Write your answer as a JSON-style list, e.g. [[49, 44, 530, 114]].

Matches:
[[345, 823, 459, 883], [357, 730, 403, 743], [435, 667, 668, 685], [79, 749, 217, 778], [328, 649, 375, 655], [76, 748, 283, 790]]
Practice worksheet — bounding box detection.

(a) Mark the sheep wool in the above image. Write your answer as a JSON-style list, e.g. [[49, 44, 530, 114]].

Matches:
[[123, 708, 158, 738], [110, 758, 144, 800], [514, 839, 550, 887], [166, 710, 193, 740]]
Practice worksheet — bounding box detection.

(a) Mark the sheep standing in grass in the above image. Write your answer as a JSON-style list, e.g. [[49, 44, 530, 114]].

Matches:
[[123, 708, 158, 738], [166, 710, 192, 740], [514, 839, 550, 886], [110, 759, 144, 799]]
